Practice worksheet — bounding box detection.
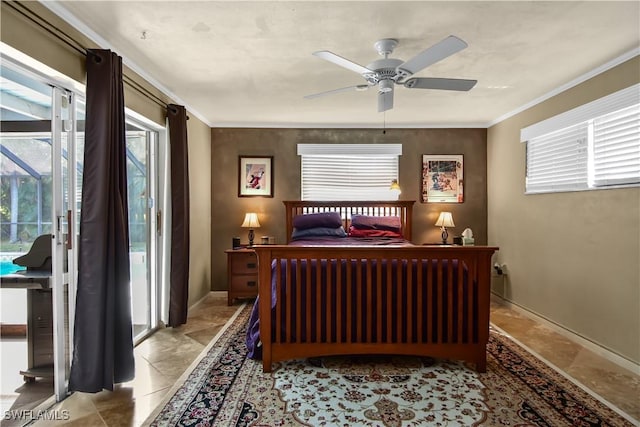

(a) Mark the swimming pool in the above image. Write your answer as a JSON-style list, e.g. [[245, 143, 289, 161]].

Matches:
[[0, 260, 23, 275]]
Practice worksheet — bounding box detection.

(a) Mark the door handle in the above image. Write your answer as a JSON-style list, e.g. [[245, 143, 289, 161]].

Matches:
[[156, 210, 162, 236], [66, 210, 72, 250], [56, 215, 65, 245]]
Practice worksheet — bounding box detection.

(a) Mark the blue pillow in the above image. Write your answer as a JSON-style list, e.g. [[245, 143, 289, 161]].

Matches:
[[291, 226, 347, 240], [292, 212, 342, 230]]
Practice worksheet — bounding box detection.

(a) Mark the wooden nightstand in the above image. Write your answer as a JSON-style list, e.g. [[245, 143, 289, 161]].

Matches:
[[225, 249, 258, 305]]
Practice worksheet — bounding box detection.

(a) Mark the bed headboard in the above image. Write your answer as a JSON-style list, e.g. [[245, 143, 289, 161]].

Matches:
[[283, 200, 415, 243]]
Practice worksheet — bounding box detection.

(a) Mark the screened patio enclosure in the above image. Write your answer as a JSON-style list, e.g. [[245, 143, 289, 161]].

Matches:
[[1, 65, 59, 265], [1, 136, 58, 257], [1, 103, 150, 270], [1, 131, 149, 263]]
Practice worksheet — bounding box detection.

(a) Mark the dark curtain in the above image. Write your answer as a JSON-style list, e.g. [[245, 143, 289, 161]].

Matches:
[[69, 49, 134, 392], [167, 104, 190, 327]]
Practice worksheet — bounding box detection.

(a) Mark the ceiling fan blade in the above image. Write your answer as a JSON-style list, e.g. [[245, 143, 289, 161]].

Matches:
[[404, 77, 477, 91], [304, 84, 370, 99], [378, 89, 394, 112], [396, 35, 468, 79], [313, 51, 372, 75]]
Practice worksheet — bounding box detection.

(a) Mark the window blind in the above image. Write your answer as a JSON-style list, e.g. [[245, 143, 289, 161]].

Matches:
[[299, 144, 401, 201], [523, 83, 639, 194], [521, 83, 640, 142], [592, 103, 640, 187], [526, 122, 589, 193]]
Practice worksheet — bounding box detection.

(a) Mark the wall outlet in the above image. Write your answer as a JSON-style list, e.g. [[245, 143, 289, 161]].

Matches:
[[493, 263, 507, 275]]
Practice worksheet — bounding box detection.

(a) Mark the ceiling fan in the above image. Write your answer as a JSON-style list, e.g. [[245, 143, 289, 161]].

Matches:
[[304, 35, 477, 112]]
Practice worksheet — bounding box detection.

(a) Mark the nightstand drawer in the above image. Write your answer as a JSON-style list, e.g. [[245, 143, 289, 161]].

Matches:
[[229, 275, 258, 291], [230, 252, 258, 274], [226, 249, 259, 305]]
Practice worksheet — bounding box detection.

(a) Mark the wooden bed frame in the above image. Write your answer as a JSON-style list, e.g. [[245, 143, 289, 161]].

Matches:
[[253, 200, 498, 373], [282, 200, 415, 243]]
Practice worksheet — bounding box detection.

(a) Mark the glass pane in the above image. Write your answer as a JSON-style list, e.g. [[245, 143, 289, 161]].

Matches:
[[1, 65, 56, 413], [126, 128, 150, 339], [59, 90, 71, 391]]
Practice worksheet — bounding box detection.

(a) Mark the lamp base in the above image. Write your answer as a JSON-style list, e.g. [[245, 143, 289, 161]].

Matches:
[[248, 229, 255, 247], [441, 227, 449, 244]]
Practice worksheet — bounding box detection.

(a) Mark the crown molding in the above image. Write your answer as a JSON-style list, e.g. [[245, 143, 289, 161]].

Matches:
[[39, 1, 214, 127], [488, 48, 640, 128], [209, 121, 489, 129], [35, 2, 640, 130]]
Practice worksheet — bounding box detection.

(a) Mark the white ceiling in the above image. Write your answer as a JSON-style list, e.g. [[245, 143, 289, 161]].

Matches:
[[47, 1, 639, 128]]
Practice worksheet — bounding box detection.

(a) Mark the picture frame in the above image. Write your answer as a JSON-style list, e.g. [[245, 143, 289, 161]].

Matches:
[[421, 154, 464, 203], [238, 156, 274, 197]]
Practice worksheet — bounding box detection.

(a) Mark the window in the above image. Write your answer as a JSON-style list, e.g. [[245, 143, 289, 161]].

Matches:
[[298, 144, 402, 200], [522, 84, 640, 194], [525, 122, 589, 192], [592, 104, 640, 186]]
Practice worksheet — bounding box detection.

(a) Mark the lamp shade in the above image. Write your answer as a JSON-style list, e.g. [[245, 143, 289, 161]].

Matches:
[[435, 212, 455, 228], [241, 212, 261, 228], [389, 179, 402, 195]]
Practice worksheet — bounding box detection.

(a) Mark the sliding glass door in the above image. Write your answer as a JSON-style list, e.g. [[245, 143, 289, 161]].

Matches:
[[51, 86, 79, 401], [0, 62, 81, 405], [1, 53, 164, 409], [125, 119, 160, 341]]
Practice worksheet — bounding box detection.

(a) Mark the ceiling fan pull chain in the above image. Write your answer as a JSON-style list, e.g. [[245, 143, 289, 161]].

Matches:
[[383, 111, 386, 134]]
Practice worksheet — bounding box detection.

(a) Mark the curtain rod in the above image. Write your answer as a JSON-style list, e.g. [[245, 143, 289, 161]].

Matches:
[[8, 1, 169, 110]]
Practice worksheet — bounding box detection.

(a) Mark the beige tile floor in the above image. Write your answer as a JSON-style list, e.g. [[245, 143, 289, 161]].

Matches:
[[8, 292, 639, 426]]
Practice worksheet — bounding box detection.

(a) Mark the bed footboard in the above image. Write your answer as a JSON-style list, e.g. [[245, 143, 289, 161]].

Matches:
[[254, 245, 498, 373]]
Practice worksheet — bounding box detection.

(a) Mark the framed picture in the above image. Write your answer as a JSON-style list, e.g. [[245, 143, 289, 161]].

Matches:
[[238, 156, 274, 197], [421, 154, 463, 203]]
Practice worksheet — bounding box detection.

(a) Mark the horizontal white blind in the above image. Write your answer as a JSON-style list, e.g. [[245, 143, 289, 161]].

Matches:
[[521, 83, 640, 142], [526, 122, 589, 193], [592, 104, 640, 186], [301, 154, 399, 201]]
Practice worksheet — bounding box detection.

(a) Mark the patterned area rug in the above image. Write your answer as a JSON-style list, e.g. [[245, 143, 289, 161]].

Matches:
[[145, 304, 635, 427]]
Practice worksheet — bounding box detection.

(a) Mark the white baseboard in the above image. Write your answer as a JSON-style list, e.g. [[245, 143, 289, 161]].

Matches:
[[492, 293, 640, 375], [189, 291, 227, 310]]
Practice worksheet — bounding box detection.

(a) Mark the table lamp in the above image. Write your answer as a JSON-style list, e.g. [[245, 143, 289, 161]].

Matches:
[[435, 212, 455, 244], [241, 212, 260, 246]]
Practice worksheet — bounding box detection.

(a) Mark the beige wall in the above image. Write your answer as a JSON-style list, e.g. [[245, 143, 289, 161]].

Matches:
[[1, 3, 87, 85], [186, 116, 212, 306], [487, 57, 640, 363], [1, 2, 212, 306], [1, 2, 170, 125], [211, 128, 488, 291]]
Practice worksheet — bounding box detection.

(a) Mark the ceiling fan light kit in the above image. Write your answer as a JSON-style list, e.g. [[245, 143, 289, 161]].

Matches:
[[378, 79, 394, 93], [305, 35, 477, 112]]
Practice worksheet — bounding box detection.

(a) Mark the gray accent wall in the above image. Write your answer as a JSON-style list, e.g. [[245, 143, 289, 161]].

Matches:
[[211, 127, 488, 292]]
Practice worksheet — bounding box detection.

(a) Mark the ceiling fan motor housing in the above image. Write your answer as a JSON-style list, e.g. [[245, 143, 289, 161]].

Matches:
[[364, 58, 404, 84]]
